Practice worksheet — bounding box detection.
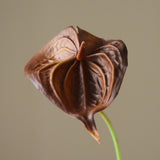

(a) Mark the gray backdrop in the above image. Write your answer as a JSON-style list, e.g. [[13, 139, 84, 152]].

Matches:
[[1, 0, 160, 160]]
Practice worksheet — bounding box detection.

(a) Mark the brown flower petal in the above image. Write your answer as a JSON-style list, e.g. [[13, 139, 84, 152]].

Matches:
[[24, 26, 128, 143]]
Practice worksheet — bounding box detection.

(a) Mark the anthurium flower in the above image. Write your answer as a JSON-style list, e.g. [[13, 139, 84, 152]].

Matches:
[[24, 26, 128, 143]]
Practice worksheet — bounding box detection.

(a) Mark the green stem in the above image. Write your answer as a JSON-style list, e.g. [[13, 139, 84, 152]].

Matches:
[[99, 111, 122, 160]]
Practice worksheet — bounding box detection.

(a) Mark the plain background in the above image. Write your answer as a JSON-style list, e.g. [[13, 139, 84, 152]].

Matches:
[[0, 0, 160, 160]]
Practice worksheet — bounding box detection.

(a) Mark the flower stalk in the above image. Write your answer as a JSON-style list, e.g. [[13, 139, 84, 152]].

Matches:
[[99, 111, 122, 160]]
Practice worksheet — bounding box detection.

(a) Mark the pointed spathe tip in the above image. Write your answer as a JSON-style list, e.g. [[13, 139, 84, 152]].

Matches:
[[88, 129, 100, 144], [77, 113, 100, 143]]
